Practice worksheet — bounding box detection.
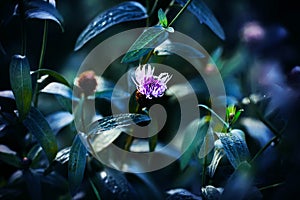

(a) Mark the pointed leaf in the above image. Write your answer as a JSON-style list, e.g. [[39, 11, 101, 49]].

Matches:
[[68, 134, 87, 193], [0, 145, 21, 168], [121, 26, 169, 63], [23, 107, 58, 161], [180, 116, 210, 170], [175, 0, 225, 40], [20, 0, 64, 31], [75, 1, 148, 51], [158, 8, 168, 27], [216, 129, 250, 169], [40, 82, 79, 101], [88, 113, 151, 134], [86, 114, 151, 153], [9, 55, 32, 120], [31, 69, 71, 88]]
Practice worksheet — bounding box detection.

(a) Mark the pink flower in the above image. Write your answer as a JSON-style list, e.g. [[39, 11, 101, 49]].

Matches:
[[132, 64, 172, 99]]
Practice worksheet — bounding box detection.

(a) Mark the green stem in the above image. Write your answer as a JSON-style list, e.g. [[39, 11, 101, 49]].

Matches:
[[33, 20, 48, 107], [250, 135, 279, 164], [141, 49, 154, 64], [19, 0, 26, 55], [88, 178, 101, 200], [258, 182, 284, 191], [198, 104, 229, 130], [168, 0, 192, 27]]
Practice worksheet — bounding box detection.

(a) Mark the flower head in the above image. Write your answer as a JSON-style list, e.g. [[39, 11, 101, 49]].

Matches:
[[75, 70, 98, 96], [132, 64, 172, 99]]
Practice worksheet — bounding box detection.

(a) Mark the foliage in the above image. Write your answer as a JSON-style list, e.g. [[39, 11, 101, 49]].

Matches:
[[0, 0, 298, 199]]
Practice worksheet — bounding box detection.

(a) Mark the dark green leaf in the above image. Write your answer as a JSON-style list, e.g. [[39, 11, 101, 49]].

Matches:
[[74, 1, 148, 51], [31, 69, 71, 88], [216, 129, 250, 169], [9, 55, 32, 120], [0, 145, 21, 168], [88, 113, 151, 134], [180, 116, 210, 170], [21, 0, 64, 31], [158, 8, 168, 27], [175, 0, 225, 40], [121, 26, 169, 63], [23, 107, 58, 161], [68, 134, 87, 193]]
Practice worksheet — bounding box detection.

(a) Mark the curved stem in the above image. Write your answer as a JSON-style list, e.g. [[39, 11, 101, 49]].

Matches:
[[168, 0, 192, 27], [198, 104, 229, 129], [33, 20, 48, 107], [250, 135, 279, 164]]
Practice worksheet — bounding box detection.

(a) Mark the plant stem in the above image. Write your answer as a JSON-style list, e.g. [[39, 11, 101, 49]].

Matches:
[[165, 0, 176, 15], [198, 104, 229, 130], [88, 178, 101, 200], [141, 49, 154, 64], [19, 0, 26, 55], [250, 135, 279, 164], [258, 182, 284, 191], [168, 0, 192, 27], [33, 20, 48, 107]]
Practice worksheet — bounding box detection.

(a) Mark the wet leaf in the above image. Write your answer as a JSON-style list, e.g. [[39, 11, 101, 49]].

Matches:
[[121, 26, 169, 63], [75, 1, 148, 51], [88, 113, 151, 134], [175, 0, 225, 40], [216, 129, 250, 169], [0, 145, 21, 168], [23, 107, 58, 161], [9, 55, 32, 120], [86, 114, 151, 154], [68, 134, 87, 193]]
